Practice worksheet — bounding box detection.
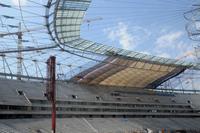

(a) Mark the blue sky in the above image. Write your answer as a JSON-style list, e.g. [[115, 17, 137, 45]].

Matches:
[[81, 0, 199, 61]]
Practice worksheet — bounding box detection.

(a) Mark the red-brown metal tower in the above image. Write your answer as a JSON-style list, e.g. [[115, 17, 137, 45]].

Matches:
[[46, 56, 56, 133]]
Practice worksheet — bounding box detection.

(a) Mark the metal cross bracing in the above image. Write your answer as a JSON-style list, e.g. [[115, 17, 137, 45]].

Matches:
[[184, 5, 200, 42], [0, 0, 199, 67], [157, 69, 200, 93], [0, 48, 99, 81], [0, 0, 200, 93]]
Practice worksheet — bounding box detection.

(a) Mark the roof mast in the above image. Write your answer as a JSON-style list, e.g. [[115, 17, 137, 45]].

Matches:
[[17, 22, 23, 80]]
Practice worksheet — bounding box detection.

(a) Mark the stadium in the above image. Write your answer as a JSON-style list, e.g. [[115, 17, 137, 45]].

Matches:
[[0, 0, 200, 132]]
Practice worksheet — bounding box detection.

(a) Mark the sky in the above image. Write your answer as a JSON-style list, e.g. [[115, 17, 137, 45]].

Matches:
[[81, 0, 200, 61]]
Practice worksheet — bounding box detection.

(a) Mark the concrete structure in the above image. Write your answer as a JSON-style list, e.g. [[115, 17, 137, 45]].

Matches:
[[1, 0, 200, 132], [0, 78, 200, 132]]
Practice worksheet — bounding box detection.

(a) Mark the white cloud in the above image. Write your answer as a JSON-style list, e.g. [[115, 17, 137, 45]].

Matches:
[[171, 40, 196, 60], [12, 0, 27, 6], [156, 31, 184, 48], [153, 30, 197, 61], [176, 50, 196, 60], [104, 22, 136, 50], [104, 22, 151, 50]]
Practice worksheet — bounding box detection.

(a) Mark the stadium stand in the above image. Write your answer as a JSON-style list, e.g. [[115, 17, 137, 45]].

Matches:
[[0, 78, 200, 132], [1, 0, 200, 132]]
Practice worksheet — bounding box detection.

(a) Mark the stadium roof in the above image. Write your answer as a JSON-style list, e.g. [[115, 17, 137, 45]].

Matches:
[[46, 0, 200, 70], [71, 56, 187, 88], [44, 0, 200, 88]]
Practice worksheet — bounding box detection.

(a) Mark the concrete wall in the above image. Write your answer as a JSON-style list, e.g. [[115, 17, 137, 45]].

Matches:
[[0, 78, 199, 107]]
